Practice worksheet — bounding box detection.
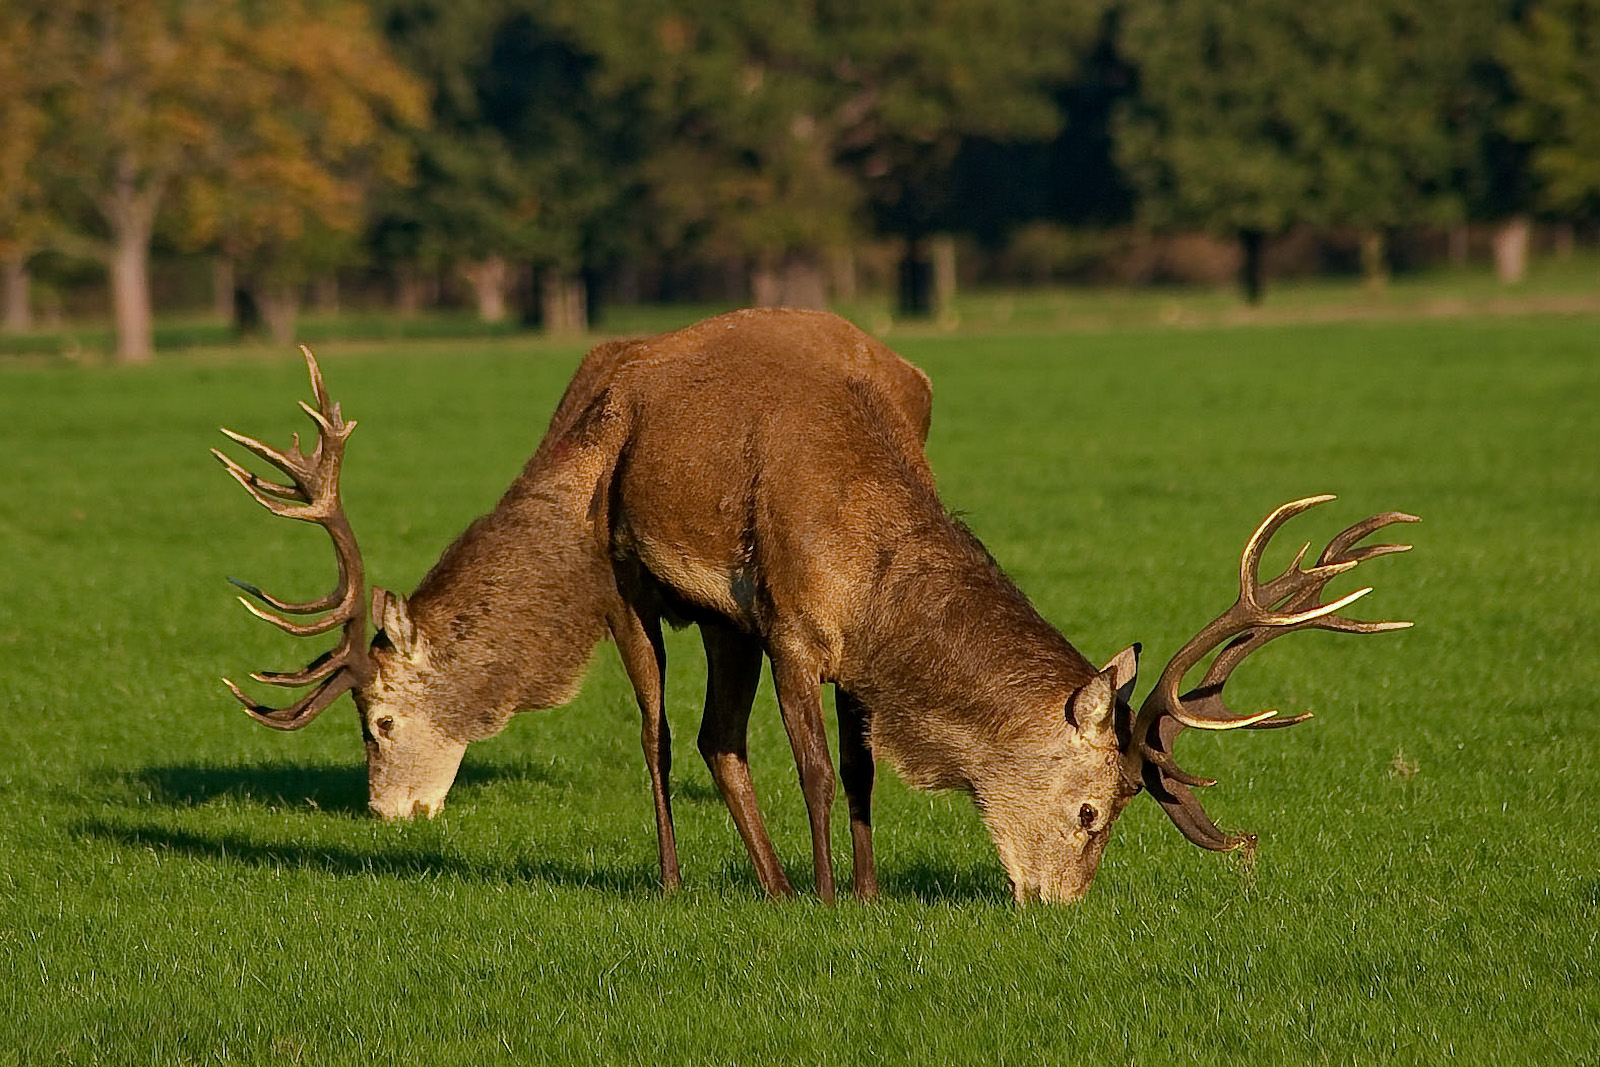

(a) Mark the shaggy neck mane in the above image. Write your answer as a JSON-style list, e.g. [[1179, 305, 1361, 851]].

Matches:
[[406, 446, 614, 728], [853, 513, 1095, 734]]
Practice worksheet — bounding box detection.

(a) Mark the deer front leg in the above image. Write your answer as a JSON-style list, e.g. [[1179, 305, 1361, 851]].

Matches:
[[611, 606, 679, 892], [836, 689, 878, 900], [768, 648, 837, 903], [697, 621, 794, 898]]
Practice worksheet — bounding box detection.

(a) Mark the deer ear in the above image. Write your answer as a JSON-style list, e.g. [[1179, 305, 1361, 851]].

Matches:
[[1101, 643, 1141, 707], [371, 587, 418, 659], [1066, 669, 1116, 736], [1101, 643, 1141, 752]]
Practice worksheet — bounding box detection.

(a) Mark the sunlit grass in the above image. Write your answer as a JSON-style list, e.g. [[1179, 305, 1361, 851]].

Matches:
[[0, 312, 1596, 1064]]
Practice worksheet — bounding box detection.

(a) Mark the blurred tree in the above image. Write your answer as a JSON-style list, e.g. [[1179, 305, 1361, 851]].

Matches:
[[1115, 0, 1505, 302], [27, 0, 421, 360], [175, 1, 425, 344], [581, 1, 856, 307], [373, 0, 637, 330], [0, 4, 47, 332], [1501, 0, 1600, 218], [822, 0, 1107, 315]]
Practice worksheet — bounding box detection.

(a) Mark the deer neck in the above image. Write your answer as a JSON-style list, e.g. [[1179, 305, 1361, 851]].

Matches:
[[848, 523, 1095, 792], [399, 458, 616, 741]]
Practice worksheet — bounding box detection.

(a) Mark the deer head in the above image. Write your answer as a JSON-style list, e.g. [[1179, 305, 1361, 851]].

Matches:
[[974, 646, 1142, 904], [982, 496, 1413, 902], [1120, 495, 1416, 852], [214, 348, 465, 819]]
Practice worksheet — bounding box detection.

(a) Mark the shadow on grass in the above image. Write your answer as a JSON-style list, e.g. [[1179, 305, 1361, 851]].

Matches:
[[73, 812, 1008, 904], [876, 858, 1013, 905], [94, 761, 1007, 904], [75, 819, 665, 897], [119, 758, 567, 818]]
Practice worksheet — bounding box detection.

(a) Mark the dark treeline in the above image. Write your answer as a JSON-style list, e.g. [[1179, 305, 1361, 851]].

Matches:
[[1, 0, 1597, 361]]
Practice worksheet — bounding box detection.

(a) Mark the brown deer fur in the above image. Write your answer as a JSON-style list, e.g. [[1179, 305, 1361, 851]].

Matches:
[[225, 307, 1410, 905], [354, 309, 933, 897], [566, 324, 1130, 902]]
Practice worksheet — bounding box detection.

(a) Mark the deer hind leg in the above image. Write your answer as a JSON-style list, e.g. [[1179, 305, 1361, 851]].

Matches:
[[836, 689, 878, 900], [768, 646, 838, 904], [697, 621, 793, 898], [611, 605, 679, 891]]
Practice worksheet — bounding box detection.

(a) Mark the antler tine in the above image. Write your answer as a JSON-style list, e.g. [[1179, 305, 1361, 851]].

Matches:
[[224, 670, 359, 731], [216, 347, 374, 730], [215, 422, 311, 477], [250, 627, 364, 688], [235, 590, 356, 637], [1321, 510, 1420, 564], [302, 344, 333, 413], [212, 445, 308, 515], [227, 575, 345, 618], [1123, 496, 1417, 852], [1133, 717, 1250, 851]]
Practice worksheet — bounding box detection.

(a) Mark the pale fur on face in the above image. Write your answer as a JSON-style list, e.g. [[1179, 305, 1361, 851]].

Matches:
[[975, 671, 1134, 903], [355, 638, 470, 820]]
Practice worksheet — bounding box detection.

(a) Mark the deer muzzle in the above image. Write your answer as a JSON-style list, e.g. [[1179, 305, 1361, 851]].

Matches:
[[364, 729, 468, 821]]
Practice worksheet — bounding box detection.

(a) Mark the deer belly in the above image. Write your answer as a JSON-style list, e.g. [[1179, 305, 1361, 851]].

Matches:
[[630, 533, 748, 621]]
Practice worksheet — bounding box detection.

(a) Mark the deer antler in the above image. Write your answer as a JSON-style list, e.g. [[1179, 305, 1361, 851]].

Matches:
[[214, 347, 374, 729], [1125, 495, 1417, 851]]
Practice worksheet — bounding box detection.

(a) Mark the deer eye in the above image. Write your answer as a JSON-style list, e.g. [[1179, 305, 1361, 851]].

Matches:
[[375, 716, 395, 738], [1079, 803, 1097, 829]]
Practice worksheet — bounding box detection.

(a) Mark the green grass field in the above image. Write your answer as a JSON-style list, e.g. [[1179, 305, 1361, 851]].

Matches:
[[2, 309, 1596, 1064]]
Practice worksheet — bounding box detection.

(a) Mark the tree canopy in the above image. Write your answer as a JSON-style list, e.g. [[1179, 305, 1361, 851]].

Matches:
[[1115, 0, 1514, 297], [1501, 0, 1600, 217], [4, 0, 1597, 354]]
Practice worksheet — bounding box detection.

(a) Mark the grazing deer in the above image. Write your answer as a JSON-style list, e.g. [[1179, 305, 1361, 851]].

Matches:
[[572, 344, 1415, 902], [215, 309, 930, 893], [217, 309, 1414, 904]]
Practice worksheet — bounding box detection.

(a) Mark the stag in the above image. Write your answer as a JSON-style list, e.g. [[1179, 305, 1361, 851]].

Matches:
[[215, 309, 930, 892], [217, 310, 1414, 903], [576, 345, 1415, 902]]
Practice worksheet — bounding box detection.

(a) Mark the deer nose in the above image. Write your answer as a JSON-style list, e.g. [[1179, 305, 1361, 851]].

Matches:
[[368, 796, 415, 820]]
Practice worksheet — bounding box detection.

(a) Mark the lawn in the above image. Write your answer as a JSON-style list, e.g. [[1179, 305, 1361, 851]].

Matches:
[[1, 310, 1596, 1064]]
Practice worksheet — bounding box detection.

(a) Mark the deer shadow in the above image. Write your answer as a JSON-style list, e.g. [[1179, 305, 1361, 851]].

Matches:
[[875, 858, 1013, 905], [78, 815, 1001, 903], [102, 762, 1001, 904], [75, 818, 666, 897], [123, 758, 569, 818]]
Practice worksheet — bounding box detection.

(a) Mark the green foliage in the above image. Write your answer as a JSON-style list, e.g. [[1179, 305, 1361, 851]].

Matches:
[[821, 0, 1104, 235], [1114, 0, 1509, 233], [0, 4, 47, 259], [371, 0, 640, 274], [1501, 0, 1600, 216], [172, 0, 427, 288], [1, 314, 1596, 1062]]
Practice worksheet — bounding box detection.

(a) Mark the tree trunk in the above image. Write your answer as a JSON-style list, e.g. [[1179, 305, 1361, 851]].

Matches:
[[897, 238, 933, 318], [1238, 228, 1266, 305], [829, 247, 857, 304], [751, 255, 782, 307], [1493, 216, 1530, 284], [105, 155, 159, 363], [212, 256, 235, 323], [1552, 221, 1575, 260], [254, 282, 300, 346], [1360, 230, 1389, 293], [109, 214, 155, 363], [1447, 224, 1470, 268], [539, 269, 587, 335], [930, 234, 957, 326], [781, 254, 827, 310], [395, 263, 424, 316], [2, 252, 31, 333], [312, 275, 340, 315], [464, 255, 511, 323]]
